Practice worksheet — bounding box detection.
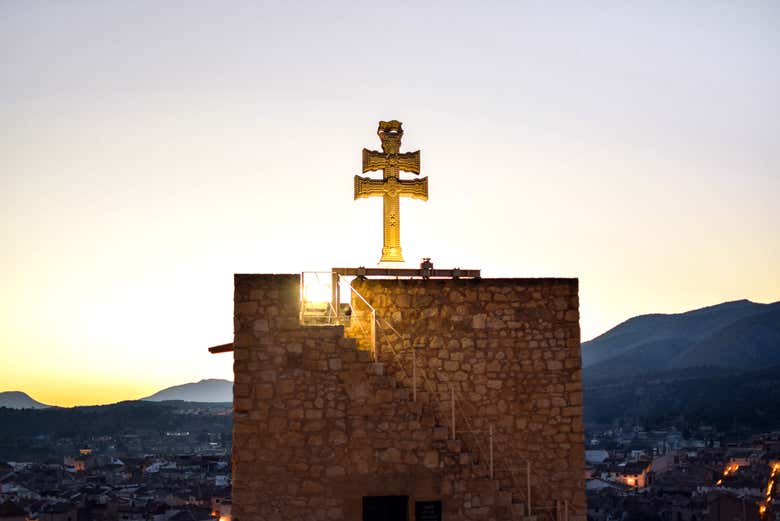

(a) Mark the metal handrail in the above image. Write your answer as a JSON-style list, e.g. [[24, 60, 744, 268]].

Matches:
[[374, 322, 413, 386], [348, 282, 374, 311], [346, 284, 377, 361]]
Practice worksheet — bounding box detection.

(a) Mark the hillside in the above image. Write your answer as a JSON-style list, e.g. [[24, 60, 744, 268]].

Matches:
[[0, 391, 50, 410], [584, 365, 780, 431], [582, 300, 780, 383], [582, 299, 780, 431], [0, 400, 231, 437], [668, 306, 780, 370], [142, 379, 232, 402], [0, 400, 232, 461]]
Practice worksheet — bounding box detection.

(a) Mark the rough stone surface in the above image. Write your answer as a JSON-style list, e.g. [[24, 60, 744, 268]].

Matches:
[[231, 274, 585, 521]]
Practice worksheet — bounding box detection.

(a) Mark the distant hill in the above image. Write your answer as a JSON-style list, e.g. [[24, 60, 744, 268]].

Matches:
[[582, 300, 780, 382], [582, 299, 780, 431], [142, 379, 232, 402], [0, 400, 232, 461], [0, 391, 50, 409], [584, 365, 780, 431]]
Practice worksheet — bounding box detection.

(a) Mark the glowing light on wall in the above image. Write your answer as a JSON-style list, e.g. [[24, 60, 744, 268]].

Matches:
[[301, 272, 332, 303]]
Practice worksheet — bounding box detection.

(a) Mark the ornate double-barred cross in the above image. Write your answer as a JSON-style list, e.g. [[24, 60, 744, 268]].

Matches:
[[354, 120, 428, 262]]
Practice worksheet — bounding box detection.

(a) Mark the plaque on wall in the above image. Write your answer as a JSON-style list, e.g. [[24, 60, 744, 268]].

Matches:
[[363, 496, 408, 521], [415, 500, 442, 521]]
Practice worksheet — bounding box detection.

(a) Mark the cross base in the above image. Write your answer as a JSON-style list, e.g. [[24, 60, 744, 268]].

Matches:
[[380, 246, 404, 263]]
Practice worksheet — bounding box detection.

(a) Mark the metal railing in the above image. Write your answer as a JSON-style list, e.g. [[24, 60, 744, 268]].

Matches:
[[346, 284, 377, 361]]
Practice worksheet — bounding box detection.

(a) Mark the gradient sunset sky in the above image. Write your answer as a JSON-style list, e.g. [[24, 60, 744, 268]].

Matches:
[[1, 2, 778, 407]]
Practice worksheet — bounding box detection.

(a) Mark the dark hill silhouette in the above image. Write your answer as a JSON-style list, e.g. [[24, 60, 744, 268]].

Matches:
[[0, 400, 232, 461], [582, 300, 780, 382], [142, 379, 232, 402], [584, 365, 780, 431], [0, 391, 50, 409], [668, 306, 780, 370], [582, 299, 780, 431]]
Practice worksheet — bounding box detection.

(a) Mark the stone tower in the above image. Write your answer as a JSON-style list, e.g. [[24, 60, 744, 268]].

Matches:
[[226, 273, 585, 521]]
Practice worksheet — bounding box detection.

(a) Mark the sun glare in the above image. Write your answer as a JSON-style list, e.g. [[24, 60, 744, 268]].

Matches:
[[301, 273, 332, 303]]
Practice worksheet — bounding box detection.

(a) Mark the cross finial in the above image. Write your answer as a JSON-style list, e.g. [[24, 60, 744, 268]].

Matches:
[[377, 120, 403, 154], [354, 121, 428, 263]]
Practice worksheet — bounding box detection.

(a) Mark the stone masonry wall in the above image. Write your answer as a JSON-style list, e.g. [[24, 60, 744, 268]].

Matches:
[[231, 274, 584, 521], [350, 278, 585, 516]]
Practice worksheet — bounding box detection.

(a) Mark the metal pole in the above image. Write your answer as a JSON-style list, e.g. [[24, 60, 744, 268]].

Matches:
[[489, 424, 494, 479], [450, 384, 456, 440], [299, 272, 304, 323], [331, 271, 340, 323], [527, 460, 532, 516], [371, 310, 377, 361], [412, 348, 417, 403]]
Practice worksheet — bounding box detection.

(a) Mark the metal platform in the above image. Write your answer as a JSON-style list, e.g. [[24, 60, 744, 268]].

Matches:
[[332, 267, 480, 279]]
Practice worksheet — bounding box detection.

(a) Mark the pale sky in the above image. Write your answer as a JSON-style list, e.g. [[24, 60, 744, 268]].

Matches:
[[1, 1, 778, 406]]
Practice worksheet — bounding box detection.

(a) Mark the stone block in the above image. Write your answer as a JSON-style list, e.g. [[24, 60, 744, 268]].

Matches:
[[234, 398, 252, 412], [237, 301, 259, 314], [329, 430, 347, 445], [252, 319, 269, 332], [234, 383, 250, 398], [473, 313, 487, 329], [300, 480, 324, 496], [443, 360, 459, 371], [432, 426, 449, 440], [423, 450, 439, 469], [546, 360, 563, 371], [379, 447, 401, 463], [254, 384, 274, 400], [325, 465, 345, 477]]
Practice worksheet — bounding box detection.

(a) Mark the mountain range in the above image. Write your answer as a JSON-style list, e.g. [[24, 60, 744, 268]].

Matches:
[[582, 299, 780, 383], [0, 391, 50, 409], [0, 379, 233, 409], [141, 379, 232, 402], [582, 299, 780, 430]]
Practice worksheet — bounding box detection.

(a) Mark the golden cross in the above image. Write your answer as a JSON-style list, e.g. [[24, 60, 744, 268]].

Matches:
[[354, 120, 428, 262]]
